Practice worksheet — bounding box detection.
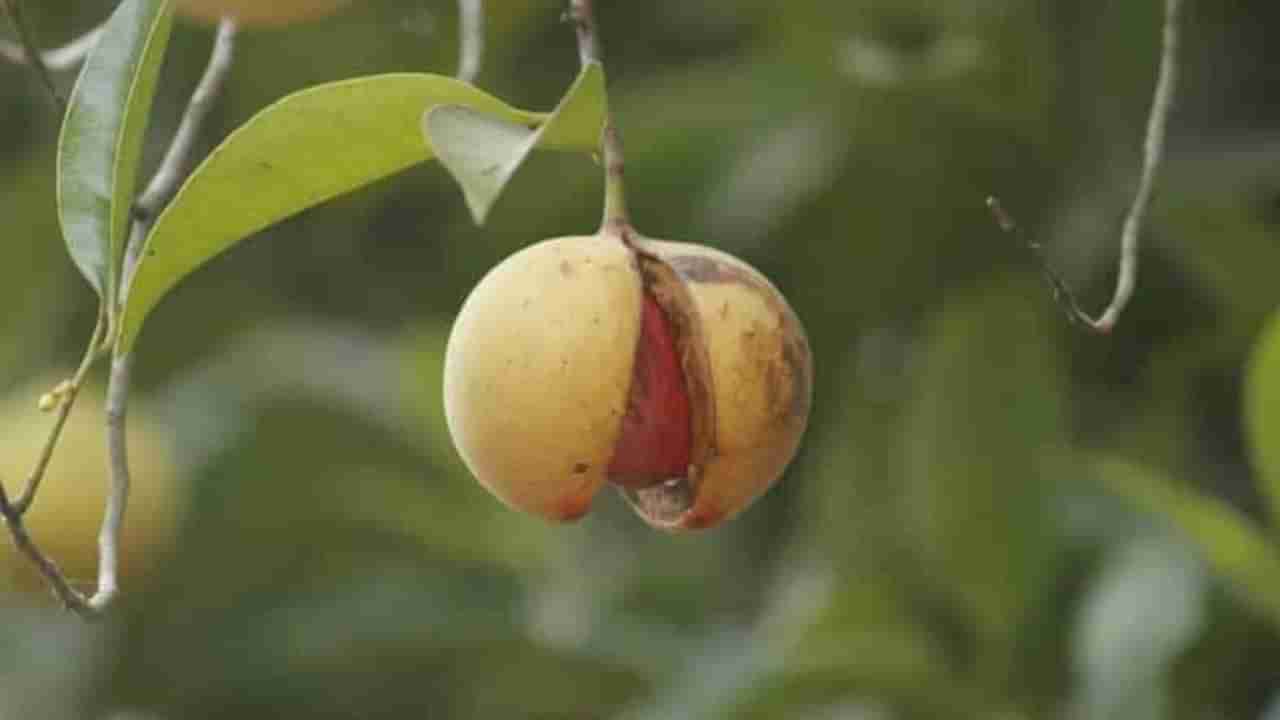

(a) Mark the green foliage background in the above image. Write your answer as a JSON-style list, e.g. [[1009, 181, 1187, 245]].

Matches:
[[3, 0, 1280, 717]]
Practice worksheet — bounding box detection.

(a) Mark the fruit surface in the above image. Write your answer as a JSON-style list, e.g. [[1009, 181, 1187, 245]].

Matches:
[[177, 0, 352, 27], [0, 378, 179, 600], [631, 239, 811, 529], [443, 230, 811, 530], [444, 236, 643, 522]]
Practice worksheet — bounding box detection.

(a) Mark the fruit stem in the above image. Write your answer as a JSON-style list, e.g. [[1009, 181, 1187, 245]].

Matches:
[[601, 124, 629, 231], [568, 0, 630, 233]]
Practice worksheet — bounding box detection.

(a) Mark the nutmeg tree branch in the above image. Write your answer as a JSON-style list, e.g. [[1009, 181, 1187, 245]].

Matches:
[[455, 0, 483, 84], [0, 20, 102, 71], [990, 0, 1180, 334], [0, 228, 109, 616], [566, 0, 629, 231], [12, 308, 109, 514], [89, 17, 238, 613], [0, 483, 92, 611], [1, 0, 64, 107]]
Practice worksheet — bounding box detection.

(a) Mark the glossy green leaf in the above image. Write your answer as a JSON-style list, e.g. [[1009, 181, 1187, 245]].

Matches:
[[1246, 308, 1280, 525], [1095, 456, 1280, 630], [119, 75, 544, 353], [57, 0, 175, 301], [425, 62, 606, 224]]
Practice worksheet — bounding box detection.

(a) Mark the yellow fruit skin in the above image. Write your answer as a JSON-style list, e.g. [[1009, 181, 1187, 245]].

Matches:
[[0, 379, 178, 600], [641, 240, 812, 530], [443, 236, 643, 522], [177, 0, 351, 27]]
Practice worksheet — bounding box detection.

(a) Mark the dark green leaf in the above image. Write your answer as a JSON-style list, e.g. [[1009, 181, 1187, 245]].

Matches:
[[57, 0, 175, 301]]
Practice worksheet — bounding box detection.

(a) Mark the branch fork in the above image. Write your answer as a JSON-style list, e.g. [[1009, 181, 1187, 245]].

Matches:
[[990, 0, 1180, 334]]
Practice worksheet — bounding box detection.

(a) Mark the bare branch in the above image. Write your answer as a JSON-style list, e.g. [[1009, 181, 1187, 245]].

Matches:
[[1, 0, 64, 107], [566, 0, 629, 230], [566, 0, 599, 68], [12, 308, 109, 514], [989, 0, 1180, 334], [133, 19, 239, 222], [0, 308, 106, 614], [89, 352, 132, 611], [0, 22, 102, 71], [455, 0, 483, 84], [0, 488, 92, 613], [93, 18, 237, 613]]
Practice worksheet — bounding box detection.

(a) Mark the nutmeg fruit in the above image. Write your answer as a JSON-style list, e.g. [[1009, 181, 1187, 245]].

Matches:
[[177, 0, 352, 27], [0, 378, 180, 600], [443, 227, 811, 531]]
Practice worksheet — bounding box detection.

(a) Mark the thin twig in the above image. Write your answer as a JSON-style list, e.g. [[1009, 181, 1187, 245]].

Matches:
[[566, 0, 629, 230], [1, 0, 64, 107], [567, 0, 599, 68], [989, 0, 1180, 334], [132, 19, 239, 224], [0, 302, 106, 615], [89, 18, 238, 613], [89, 353, 132, 611], [0, 22, 102, 71], [455, 0, 483, 84], [12, 307, 109, 514], [0, 486, 91, 612]]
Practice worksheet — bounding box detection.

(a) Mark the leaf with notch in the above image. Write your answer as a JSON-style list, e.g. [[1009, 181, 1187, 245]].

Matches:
[[57, 0, 175, 303], [119, 74, 552, 353], [425, 62, 606, 224]]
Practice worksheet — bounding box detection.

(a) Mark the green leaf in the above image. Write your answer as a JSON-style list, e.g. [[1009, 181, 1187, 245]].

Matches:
[[900, 275, 1066, 665], [119, 74, 543, 354], [57, 0, 175, 301], [1247, 308, 1280, 526], [1095, 456, 1280, 630], [425, 62, 606, 224]]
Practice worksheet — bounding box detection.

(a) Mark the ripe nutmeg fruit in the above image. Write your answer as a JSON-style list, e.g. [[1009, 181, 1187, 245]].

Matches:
[[177, 0, 352, 27], [443, 225, 811, 531]]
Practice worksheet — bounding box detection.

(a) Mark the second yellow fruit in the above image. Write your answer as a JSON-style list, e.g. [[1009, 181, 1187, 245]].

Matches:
[[0, 379, 180, 601], [177, 0, 352, 27]]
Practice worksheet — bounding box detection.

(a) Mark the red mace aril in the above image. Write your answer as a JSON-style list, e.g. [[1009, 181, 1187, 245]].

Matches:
[[442, 225, 811, 531], [606, 292, 693, 487]]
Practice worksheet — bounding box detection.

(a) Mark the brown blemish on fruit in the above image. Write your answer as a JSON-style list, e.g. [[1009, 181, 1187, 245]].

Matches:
[[572, 462, 590, 474], [665, 254, 747, 285], [681, 505, 723, 530], [559, 260, 575, 277], [553, 486, 595, 522], [782, 332, 812, 419]]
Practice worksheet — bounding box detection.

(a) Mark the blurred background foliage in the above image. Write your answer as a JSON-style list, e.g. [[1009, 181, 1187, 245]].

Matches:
[[2, 0, 1280, 718]]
